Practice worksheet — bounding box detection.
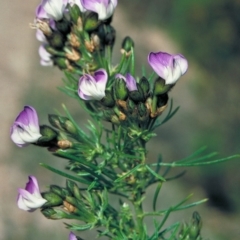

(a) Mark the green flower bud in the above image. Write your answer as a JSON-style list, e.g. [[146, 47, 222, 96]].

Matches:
[[104, 25, 116, 47], [42, 192, 63, 207], [139, 76, 150, 96], [121, 36, 134, 52], [189, 211, 202, 238], [157, 93, 168, 108], [48, 114, 63, 130], [47, 31, 65, 49], [53, 57, 68, 70], [126, 99, 136, 114], [66, 180, 82, 200], [153, 77, 172, 96], [55, 18, 71, 34], [84, 12, 99, 31], [114, 78, 128, 100], [69, 3, 82, 25], [129, 85, 145, 103], [41, 208, 69, 220], [101, 89, 115, 107], [50, 185, 66, 197], [137, 102, 149, 121], [37, 125, 58, 144]]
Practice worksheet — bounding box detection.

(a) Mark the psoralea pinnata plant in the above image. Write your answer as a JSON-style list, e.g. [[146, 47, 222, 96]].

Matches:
[[11, 0, 239, 239]]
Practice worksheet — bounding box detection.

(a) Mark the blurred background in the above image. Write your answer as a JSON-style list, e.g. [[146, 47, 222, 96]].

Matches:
[[1, 0, 240, 239]]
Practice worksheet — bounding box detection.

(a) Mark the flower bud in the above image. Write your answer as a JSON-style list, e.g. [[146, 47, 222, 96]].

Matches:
[[66, 180, 82, 200], [69, 4, 82, 25], [53, 57, 70, 70], [189, 211, 202, 238], [84, 12, 99, 31], [137, 102, 149, 121], [129, 84, 145, 103], [41, 208, 69, 220], [37, 125, 58, 144], [47, 31, 65, 49], [139, 76, 150, 97], [50, 185, 69, 198], [157, 93, 168, 108], [153, 77, 172, 96], [55, 18, 71, 35], [114, 78, 128, 100], [101, 89, 115, 107], [121, 36, 134, 52], [126, 99, 136, 114], [41, 192, 63, 207], [104, 25, 116, 47]]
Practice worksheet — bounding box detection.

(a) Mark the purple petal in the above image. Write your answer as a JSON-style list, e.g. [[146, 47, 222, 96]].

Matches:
[[125, 73, 137, 91], [69, 232, 77, 240], [36, 4, 48, 19], [15, 106, 39, 128], [25, 176, 40, 195], [148, 52, 173, 79], [81, 0, 117, 20]]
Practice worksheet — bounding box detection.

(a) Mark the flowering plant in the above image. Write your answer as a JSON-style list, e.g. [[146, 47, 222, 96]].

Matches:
[[11, 0, 239, 239]]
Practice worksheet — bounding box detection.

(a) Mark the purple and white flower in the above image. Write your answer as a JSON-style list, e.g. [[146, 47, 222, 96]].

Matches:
[[78, 69, 108, 100], [36, 0, 69, 21], [10, 106, 42, 147], [39, 45, 54, 66], [69, 232, 78, 240], [115, 73, 137, 91], [148, 52, 188, 85], [17, 176, 47, 212], [80, 0, 118, 20]]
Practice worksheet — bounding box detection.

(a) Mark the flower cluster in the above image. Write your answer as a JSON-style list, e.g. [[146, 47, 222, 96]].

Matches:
[[11, 0, 192, 239], [33, 0, 118, 70]]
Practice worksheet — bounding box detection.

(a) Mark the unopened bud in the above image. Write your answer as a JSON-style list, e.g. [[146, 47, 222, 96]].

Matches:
[[153, 77, 172, 95], [101, 89, 115, 107], [50, 185, 69, 198], [139, 76, 150, 97], [114, 78, 128, 100], [129, 90, 144, 103], [104, 25, 116, 47], [42, 192, 63, 207], [47, 31, 65, 49], [137, 102, 149, 121], [157, 93, 168, 108], [66, 180, 82, 200], [38, 125, 58, 144], [121, 36, 134, 52], [126, 99, 136, 114], [69, 4, 82, 25], [55, 18, 71, 34], [53, 57, 71, 70], [84, 12, 99, 31], [189, 211, 202, 238], [41, 208, 68, 220]]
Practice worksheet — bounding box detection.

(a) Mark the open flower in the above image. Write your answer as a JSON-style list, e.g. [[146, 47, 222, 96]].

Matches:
[[115, 73, 137, 91], [148, 52, 188, 85], [17, 176, 47, 212], [36, 0, 69, 21], [69, 232, 77, 240], [78, 69, 108, 100], [10, 106, 42, 147], [80, 0, 118, 20]]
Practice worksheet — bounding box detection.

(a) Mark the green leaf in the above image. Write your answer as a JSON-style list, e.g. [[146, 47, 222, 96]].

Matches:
[[114, 164, 143, 183], [40, 163, 92, 185], [153, 182, 162, 211], [65, 223, 93, 231], [145, 165, 166, 182]]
